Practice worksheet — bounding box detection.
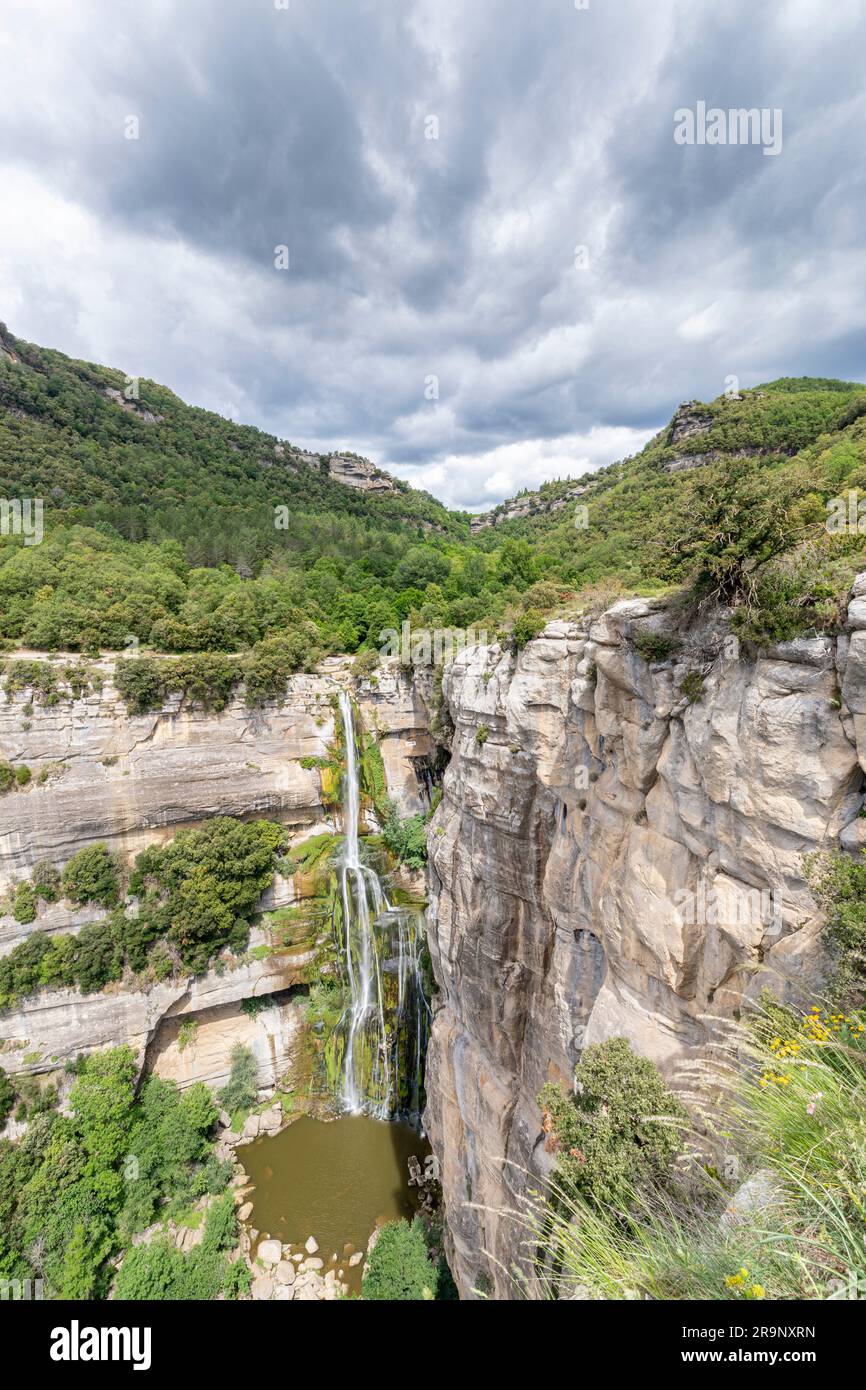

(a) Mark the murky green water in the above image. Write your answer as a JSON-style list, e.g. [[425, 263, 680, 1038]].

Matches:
[[242, 1114, 430, 1291]]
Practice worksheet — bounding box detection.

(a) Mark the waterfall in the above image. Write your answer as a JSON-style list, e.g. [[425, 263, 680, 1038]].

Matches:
[[333, 691, 430, 1121]]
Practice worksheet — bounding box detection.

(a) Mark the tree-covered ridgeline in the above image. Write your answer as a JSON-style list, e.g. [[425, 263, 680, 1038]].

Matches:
[[2, 327, 866, 657]]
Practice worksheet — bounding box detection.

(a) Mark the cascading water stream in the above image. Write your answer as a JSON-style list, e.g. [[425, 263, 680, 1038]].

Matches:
[[333, 691, 431, 1121]]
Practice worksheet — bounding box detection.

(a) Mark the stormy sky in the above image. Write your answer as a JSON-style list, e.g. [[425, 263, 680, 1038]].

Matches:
[[1, 0, 865, 511]]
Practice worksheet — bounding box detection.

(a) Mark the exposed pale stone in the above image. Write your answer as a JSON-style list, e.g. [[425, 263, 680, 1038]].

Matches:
[[0, 654, 435, 1088], [719, 1169, 782, 1233], [257, 1239, 282, 1266], [0, 652, 433, 894], [426, 612, 853, 1298]]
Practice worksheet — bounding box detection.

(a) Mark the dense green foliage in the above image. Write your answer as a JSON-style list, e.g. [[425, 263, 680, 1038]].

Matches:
[[511, 607, 546, 649], [518, 1002, 866, 1301], [114, 1193, 244, 1301], [382, 804, 429, 870], [2, 328, 866, 660], [218, 1043, 259, 1116], [361, 1216, 440, 1300], [0, 817, 285, 1009], [130, 817, 285, 973], [60, 843, 119, 908], [113, 637, 315, 713], [539, 1038, 687, 1210], [0, 1067, 14, 1125], [0, 1047, 233, 1298], [805, 851, 866, 1006]]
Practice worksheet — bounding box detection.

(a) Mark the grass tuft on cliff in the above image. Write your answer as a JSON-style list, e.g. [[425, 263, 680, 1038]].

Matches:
[[509, 1001, 866, 1301]]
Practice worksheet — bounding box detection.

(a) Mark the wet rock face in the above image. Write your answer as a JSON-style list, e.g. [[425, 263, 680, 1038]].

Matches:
[[425, 599, 865, 1297]]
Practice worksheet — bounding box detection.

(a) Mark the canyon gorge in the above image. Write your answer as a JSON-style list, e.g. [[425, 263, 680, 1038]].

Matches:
[[3, 579, 862, 1296]]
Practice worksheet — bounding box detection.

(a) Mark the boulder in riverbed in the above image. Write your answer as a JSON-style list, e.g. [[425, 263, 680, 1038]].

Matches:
[[257, 1239, 282, 1266]]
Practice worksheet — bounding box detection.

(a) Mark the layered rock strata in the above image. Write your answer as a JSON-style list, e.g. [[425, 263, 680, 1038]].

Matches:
[[425, 597, 865, 1296]]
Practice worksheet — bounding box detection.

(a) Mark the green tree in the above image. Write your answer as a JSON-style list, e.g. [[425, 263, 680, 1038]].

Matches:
[[114, 1240, 185, 1300], [12, 883, 37, 924], [0, 1067, 15, 1125], [362, 1218, 439, 1300], [32, 860, 61, 903], [539, 1037, 686, 1211], [393, 546, 449, 591], [68, 1046, 137, 1167], [218, 1043, 258, 1114], [511, 608, 546, 649], [61, 843, 119, 907]]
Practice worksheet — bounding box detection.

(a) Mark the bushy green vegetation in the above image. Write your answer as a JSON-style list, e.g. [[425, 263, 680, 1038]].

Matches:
[[361, 1216, 440, 1300], [0, 817, 286, 1009], [0, 1067, 15, 1125], [113, 636, 315, 713], [130, 817, 285, 973], [60, 843, 119, 908], [511, 608, 546, 649], [2, 329, 866, 658], [218, 1043, 259, 1116], [633, 630, 678, 663], [114, 1194, 248, 1301], [805, 850, 866, 1006], [539, 1038, 686, 1211], [0, 1047, 235, 1298], [382, 804, 428, 870], [31, 860, 61, 903], [1, 658, 101, 703], [518, 1002, 866, 1301]]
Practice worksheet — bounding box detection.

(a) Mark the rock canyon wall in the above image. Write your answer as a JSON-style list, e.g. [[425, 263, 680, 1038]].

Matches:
[[425, 595, 866, 1297], [0, 657, 433, 1096], [6, 595, 866, 1300]]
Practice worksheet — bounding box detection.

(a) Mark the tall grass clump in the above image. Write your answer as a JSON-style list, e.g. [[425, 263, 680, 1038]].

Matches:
[[488, 1001, 866, 1300]]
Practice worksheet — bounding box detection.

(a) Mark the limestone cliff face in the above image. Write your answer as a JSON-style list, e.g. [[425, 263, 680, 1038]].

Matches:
[[0, 654, 432, 892], [0, 657, 433, 1100], [425, 597, 866, 1298]]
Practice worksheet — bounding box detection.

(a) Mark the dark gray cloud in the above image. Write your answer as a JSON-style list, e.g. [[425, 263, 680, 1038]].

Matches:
[[1, 0, 864, 509]]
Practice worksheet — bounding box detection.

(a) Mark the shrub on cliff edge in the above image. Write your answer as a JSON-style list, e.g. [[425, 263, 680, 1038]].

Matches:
[[61, 843, 120, 908], [539, 1037, 687, 1211], [362, 1217, 439, 1300]]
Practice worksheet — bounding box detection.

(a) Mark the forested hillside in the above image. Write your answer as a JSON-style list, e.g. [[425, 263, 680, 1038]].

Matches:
[[3, 325, 866, 665]]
